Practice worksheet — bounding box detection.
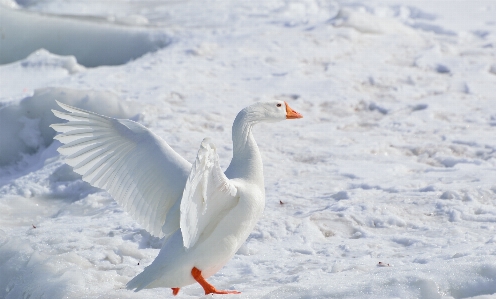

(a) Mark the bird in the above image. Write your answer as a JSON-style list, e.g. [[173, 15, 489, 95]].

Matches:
[[50, 100, 303, 296]]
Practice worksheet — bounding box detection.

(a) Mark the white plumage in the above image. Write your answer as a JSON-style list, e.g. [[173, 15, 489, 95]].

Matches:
[[50, 100, 302, 295], [180, 138, 237, 250]]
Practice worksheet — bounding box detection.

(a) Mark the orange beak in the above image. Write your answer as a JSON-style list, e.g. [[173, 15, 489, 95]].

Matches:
[[285, 102, 303, 119]]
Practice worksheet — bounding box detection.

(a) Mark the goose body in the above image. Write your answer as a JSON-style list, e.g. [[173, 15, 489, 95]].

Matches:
[[50, 100, 302, 295]]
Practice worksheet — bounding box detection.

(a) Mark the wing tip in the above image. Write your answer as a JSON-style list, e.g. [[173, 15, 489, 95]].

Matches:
[[182, 237, 192, 250], [200, 137, 216, 150], [54, 100, 73, 112], [53, 100, 94, 116]]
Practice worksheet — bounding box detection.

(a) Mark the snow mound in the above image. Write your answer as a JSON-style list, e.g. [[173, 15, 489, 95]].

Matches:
[[336, 8, 418, 36], [0, 49, 86, 101], [19, 49, 85, 74], [0, 88, 141, 166], [0, 7, 170, 67]]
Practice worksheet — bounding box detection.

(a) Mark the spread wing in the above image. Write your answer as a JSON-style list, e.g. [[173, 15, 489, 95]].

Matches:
[[180, 138, 238, 249], [50, 101, 191, 238]]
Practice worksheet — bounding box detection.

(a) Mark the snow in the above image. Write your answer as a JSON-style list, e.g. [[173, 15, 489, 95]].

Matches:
[[0, 8, 170, 67], [0, 87, 141, 167], [1, 0, 496, 298]]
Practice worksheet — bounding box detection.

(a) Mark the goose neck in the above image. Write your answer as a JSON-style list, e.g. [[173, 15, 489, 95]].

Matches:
[[226, 109, 264, 183]]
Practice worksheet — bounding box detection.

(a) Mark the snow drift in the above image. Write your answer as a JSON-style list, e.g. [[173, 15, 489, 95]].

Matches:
[[0, 7, 170, 67], [0, 88, 141, 166]]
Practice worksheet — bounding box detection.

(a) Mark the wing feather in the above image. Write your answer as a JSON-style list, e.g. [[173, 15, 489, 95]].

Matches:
[[51, 101, 191, 237], [180, 138, 238, 249]]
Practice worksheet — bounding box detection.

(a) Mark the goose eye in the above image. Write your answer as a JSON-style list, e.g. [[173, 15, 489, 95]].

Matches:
[[276, 103, 282, 107]]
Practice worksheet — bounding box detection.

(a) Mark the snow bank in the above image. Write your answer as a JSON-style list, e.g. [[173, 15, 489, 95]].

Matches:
[[0, 88, 141, 166], [0, 7, 170, 67], [0, 49, 86, 101], [1, 0, 496, 298]]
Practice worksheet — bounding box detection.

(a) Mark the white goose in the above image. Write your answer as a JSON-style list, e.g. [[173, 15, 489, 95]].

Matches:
[[50, 100, 302, 295]]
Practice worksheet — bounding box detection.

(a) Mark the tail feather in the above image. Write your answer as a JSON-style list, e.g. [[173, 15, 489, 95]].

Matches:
[[126, 271, 152, 292]]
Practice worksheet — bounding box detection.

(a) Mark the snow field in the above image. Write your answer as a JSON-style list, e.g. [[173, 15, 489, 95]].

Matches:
[[0, 0, 495, 298]]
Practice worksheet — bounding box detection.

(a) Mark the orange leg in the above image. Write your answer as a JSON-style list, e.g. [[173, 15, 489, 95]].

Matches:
[[171, 288, 180, 296], [191, 267, 241, 295]]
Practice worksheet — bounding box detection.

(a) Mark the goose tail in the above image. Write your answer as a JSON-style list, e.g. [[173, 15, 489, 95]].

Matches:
[[126, 270, 152, 292]]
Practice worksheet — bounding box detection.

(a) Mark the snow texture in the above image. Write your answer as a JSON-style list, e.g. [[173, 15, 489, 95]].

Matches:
[[0, 0, 495, 298]]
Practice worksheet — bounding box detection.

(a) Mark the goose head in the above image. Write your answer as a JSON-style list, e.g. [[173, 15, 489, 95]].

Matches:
[[229, 100, 303, 179], [241, 100, 303, 123]]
